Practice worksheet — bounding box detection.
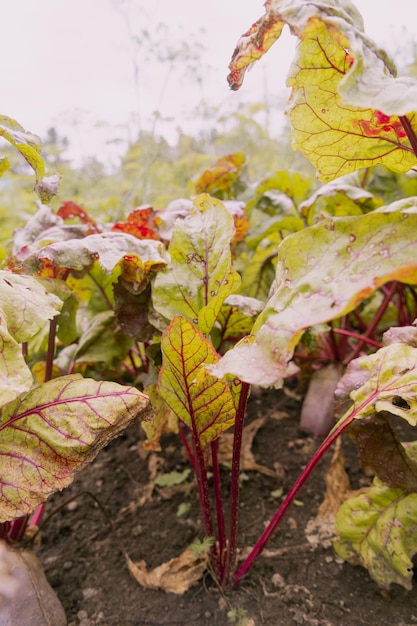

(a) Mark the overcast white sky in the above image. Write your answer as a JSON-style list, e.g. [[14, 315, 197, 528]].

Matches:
[[2, 1, 417, 166]]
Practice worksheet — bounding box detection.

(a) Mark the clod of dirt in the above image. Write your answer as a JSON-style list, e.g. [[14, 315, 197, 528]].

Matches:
[[0, 542, 67, 626], [300, 363, 342, 436]]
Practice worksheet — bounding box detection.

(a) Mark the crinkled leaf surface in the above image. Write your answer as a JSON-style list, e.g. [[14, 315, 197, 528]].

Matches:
[[0, 272, 63, 405], [334, 475, 417, 590], [0, 115, 44, 181], [12, 205, 90, 264], [227, 1, 417, 181], [22, 231, 168, 275], [158, 317, 235, 448], [0, 374, 150, 522], [210, 207, 417, 386], [152, 194, 241, 334]]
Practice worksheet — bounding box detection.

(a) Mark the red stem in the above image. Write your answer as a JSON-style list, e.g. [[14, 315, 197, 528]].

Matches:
[[9, 316, 59, 541], [222, 382, 250, 586], [400, 115, 417, 158], [233, 410, 355, 586], [44, 316, 58, 383], [188, 412, 218, 574], [348, 282, 397, 362], [332, 328, 382, 350], [211, 439, 227, 569], [178, 423, 195, 471]]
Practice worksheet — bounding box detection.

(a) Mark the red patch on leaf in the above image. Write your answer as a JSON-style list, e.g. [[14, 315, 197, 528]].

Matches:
[[37, 258, 70, 280], [57, 201, 99, 234], [111, 207, 160, 241], [359, 111, 407, 141]]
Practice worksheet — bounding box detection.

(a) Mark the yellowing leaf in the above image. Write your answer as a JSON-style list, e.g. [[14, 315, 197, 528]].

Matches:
[[158, 317, 235, 448], [287, 18, 416, 181], [141, 383, 178, 452], [0, 115, 44, 181], [193, 153, 246, 194], [152, 194, 241, 334], [334, 477, 417, 590], [0, 375, 150, 522], [227, 1, 417, 181]]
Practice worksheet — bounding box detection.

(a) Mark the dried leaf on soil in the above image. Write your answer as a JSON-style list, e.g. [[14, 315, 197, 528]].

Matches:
[[125, 547, 208, 594]]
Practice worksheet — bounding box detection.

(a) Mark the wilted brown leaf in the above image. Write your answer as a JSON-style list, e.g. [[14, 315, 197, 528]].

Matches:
[[125, 547, 207, 594]]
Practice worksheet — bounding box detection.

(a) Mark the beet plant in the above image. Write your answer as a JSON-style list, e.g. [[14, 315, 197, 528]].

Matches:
[[2, 0, 417, 600]]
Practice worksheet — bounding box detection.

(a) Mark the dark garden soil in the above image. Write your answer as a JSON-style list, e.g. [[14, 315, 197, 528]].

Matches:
[[36, 389, 417, 626]]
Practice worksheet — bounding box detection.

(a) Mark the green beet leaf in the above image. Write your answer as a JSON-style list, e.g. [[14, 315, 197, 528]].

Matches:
[[0, 374, 150, 522], [300, 173, 383, 224], [334, 476, 417, 590], [158, 316, 235, 448], [227, 1, 417, 181], [73, 310, 132, 366], [152, 194, 241, 334], [0, 272, 63, 406], [0, 115, 45, 182], [214, 295, 264, 350], [239, 234, 281, 300], [210, 206, 417, 387], [0, 157, 10, 176]]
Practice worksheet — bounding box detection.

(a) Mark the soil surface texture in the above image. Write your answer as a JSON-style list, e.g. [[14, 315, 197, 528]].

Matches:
[[37, 389, 417, 626]]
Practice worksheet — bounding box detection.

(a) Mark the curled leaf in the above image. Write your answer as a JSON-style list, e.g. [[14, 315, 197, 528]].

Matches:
[[125, 547, 207, 594]]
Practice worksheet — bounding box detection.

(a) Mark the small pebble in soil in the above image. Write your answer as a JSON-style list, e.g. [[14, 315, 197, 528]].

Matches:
[[271, 572, 286, 588], [63, 560, 73, 570]]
